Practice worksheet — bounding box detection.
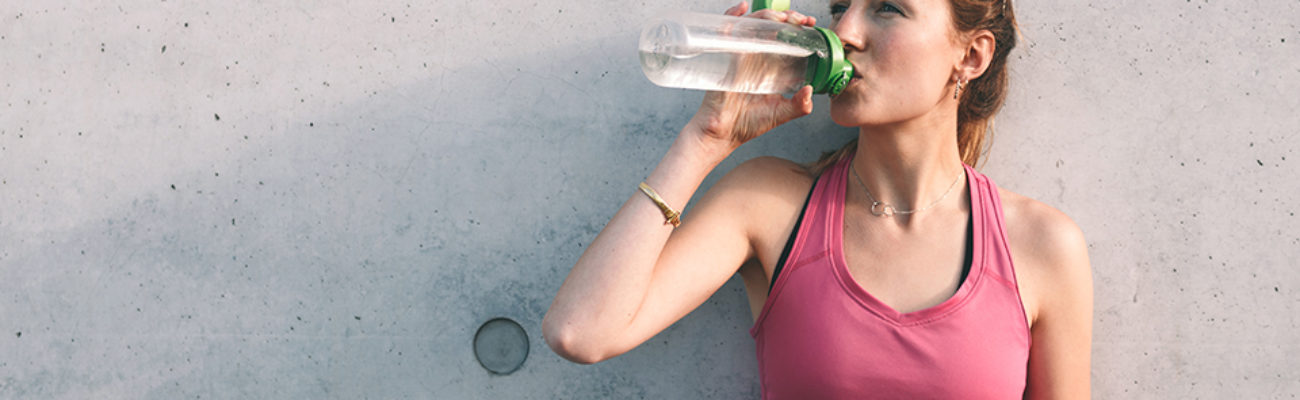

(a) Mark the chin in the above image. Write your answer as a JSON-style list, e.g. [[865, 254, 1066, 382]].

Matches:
[[829, 98, 868, 127], [829, 80, 873, 126]]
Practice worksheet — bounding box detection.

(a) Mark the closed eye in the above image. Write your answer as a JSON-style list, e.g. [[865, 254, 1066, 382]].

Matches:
[[830, 2, 849, 18], [832, 1, 904, 21], [878, 2, 903, 15]]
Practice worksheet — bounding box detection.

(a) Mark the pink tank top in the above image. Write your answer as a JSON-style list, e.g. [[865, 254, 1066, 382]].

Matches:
[[749, 153, 1030, 399]]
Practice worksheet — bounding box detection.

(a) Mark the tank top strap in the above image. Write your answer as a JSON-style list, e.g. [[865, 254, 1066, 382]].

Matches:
[[965, 164, 1024, 298], [774, 152, 850, 282], [802, 153, 853, 271], [750, 153, 853, 336], [813, 152, 853, 260]]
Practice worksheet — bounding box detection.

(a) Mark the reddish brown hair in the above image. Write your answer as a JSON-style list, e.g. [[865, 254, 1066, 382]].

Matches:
[[952, 0, 1017, 167], [809, 0, 1017, 174]]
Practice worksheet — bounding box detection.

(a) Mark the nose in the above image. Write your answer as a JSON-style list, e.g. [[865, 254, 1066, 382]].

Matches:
[[832, 3, 866, 52]]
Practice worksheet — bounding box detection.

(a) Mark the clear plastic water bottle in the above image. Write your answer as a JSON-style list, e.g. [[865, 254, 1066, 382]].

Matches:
[[639, 11, 853, 95]]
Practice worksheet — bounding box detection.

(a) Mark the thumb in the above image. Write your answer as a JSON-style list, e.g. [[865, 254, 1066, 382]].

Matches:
[[773, 86, 815, 123]]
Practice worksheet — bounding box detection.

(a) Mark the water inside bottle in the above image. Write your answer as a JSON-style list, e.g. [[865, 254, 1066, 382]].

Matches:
[[640, 22, 818, 94]]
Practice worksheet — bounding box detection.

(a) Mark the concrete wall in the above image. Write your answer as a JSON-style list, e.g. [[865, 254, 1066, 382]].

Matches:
[[1, 0, 1296, 398]]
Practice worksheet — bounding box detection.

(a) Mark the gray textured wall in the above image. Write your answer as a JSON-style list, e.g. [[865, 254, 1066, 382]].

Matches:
[[1, 0, 1296, 398]]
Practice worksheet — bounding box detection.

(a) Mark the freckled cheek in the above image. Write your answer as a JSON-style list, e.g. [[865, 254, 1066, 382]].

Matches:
[[869, 39, 915, 75], [877, 38, 953, 87]]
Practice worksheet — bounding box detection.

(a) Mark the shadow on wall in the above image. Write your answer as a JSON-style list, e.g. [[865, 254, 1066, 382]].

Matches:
[[2, 26, 855, 399]]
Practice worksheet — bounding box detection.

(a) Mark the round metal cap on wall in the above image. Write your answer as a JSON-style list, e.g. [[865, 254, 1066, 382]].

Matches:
[[473, 317, 529, 375]]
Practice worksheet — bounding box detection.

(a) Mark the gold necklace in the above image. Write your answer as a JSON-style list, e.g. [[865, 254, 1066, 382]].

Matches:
[[850, 160, 965, 217]]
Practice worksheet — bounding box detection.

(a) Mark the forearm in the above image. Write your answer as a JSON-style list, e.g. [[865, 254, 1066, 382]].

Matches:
[[543, 126, 732, 362]]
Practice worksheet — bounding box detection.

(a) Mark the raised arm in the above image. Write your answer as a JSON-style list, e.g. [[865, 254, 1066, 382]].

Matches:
[[541, 1, 818, 365]]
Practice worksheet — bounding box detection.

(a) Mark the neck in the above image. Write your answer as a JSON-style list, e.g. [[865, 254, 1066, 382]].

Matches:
[[851, 112, 966, 214]]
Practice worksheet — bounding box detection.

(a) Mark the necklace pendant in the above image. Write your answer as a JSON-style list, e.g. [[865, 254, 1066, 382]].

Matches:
[[870, 201, 895, 217]]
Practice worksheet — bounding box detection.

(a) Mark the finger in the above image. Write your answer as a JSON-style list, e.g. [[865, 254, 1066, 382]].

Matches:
[[748, 9, 787, 22], [795, 85, 814, 115], [786, 11, 811, 26], [777, 86, 815, 122], [724, 1, 748, 16]]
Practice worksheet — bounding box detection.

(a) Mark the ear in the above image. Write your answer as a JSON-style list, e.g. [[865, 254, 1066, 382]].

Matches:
[[956, 29, 996, 81]]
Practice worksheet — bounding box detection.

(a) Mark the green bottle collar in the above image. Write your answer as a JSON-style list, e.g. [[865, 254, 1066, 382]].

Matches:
[[809, 27, 854, 96]]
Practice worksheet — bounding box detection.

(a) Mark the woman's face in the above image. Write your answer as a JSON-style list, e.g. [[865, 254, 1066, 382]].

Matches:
[[828, 0, 965, 127]]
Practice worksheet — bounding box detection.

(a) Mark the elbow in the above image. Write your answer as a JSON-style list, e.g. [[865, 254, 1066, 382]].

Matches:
[[542, 316, 614, 365], [547, 336, 605, 365]]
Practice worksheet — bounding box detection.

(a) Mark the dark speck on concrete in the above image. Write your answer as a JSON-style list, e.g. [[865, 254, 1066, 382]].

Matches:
[[354, 316, 362, 321], [1257, 159, 1263, 166], [170, 184, 176, 190], [184, 22, 189, 27], [309, 122, 314, 127], [161, 45, 166, 53], [215, 113, 221, 121], [15, 332, 19, 338]]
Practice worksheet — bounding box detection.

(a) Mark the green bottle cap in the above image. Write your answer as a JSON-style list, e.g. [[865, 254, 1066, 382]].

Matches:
[[808, 27, 854, 96], [752, 0, 790, 11]]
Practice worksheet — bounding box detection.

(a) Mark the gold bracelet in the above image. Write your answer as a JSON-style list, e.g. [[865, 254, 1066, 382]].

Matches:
[[638, 182, 681, 227]]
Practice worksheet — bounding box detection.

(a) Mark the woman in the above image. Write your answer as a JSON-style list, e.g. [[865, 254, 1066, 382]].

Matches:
[[544, 0, 1092, 397]]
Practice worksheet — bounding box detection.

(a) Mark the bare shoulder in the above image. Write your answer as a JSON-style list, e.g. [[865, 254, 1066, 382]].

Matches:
[[702, 156, 814, 210], [718, 156, 813, 190], [997, 188, 1093, 324], [997, 188, 1088, 262]]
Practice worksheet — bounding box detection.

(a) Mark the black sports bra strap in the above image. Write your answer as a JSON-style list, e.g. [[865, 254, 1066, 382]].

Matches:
[[959, 211, 974, 284], [769, 178, 819, 295]]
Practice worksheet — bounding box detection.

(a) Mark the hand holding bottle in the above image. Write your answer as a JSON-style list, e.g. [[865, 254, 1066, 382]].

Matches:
[[683, 2, 818, 154]]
